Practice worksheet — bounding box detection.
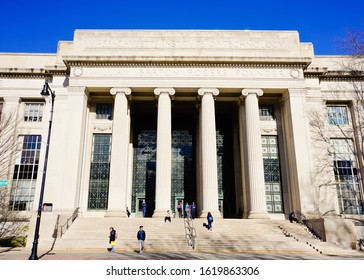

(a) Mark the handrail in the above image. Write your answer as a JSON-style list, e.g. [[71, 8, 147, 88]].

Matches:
[[58, 207, 80, 238], [184, 215, 197, 249]]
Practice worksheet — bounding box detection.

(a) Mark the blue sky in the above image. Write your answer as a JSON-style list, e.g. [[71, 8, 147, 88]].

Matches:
[[0, 0, 363, 55]]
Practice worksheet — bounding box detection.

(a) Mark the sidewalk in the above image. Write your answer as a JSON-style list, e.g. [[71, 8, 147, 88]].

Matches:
[[2, 247, 364, 260]]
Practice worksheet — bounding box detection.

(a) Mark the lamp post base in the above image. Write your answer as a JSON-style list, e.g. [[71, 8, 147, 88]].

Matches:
[[29, 243, 39, 260]]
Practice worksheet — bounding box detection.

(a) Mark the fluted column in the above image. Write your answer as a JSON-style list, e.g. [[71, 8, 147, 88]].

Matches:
[[106, 87, 131, 217], [153, 88, 175, 217], [198, 88, 220, 217], [242, 89, 270, 219]]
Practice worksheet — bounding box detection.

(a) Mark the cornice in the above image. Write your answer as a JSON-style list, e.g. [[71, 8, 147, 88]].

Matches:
[[304, 67, 364, 81], [63, 55, 312, 69], [0, 67, 69, 79]]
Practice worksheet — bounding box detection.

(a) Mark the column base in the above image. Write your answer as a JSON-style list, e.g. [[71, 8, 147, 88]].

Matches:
[[248, 211, 270, 219], [104, 211, 127, 218]]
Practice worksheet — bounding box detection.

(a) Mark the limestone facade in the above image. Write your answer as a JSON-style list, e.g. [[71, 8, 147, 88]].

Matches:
[[0, 30, 363, 247]]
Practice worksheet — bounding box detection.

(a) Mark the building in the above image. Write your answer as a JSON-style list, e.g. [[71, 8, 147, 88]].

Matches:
[[0, 30, 363, 247]]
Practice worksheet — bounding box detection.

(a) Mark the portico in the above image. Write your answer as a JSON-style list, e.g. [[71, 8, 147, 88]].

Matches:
[[57, 30, 317, 219], [81, 84, 294, 219]]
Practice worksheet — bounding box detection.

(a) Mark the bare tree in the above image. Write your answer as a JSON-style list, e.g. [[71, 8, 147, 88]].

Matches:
[[340, 28, 364, 56], [309, 28, 364, 216], [0, 106, 27, 246], [340, 28, 364, 186]]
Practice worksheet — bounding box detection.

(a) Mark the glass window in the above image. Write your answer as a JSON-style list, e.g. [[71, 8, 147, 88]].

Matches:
[[88, 134, 112, 210], [10, 135, 42, 211], [327, 106, 349, 125], [96, 104, 112, 119], [24, 103, 44, 122], [259, 105, 274, 121], [262, 135, 283, 213], [331, 138, 363, 214]]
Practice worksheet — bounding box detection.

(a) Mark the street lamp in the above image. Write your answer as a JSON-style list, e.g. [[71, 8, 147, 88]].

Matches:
[[29, 81, 55, 260]]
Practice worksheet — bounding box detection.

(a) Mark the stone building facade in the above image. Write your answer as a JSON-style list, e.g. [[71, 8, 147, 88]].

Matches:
[[0, 30, 363, 247]]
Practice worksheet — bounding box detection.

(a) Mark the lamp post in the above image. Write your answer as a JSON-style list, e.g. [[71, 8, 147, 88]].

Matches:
[[29, 81, 55, 260]]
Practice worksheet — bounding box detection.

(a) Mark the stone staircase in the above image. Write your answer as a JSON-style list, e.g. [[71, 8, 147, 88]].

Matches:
[[31, 215, 361, 256]]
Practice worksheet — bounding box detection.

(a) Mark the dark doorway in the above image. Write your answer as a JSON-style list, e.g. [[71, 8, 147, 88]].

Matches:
[[171, 102, 197, 213], [131, 101, 157, 216], [216, 102, 237, 218]]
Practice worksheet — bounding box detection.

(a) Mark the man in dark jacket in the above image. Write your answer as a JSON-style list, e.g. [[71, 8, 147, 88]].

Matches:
[[137, 226, 146, 254], [289, 211, 299, 223], [109, 227, 117, 252]]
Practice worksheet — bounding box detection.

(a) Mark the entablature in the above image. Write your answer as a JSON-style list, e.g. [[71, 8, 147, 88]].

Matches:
[[63, 55, 312, 69]]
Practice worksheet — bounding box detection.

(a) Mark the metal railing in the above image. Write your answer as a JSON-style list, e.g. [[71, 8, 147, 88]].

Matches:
[[58, 207, 80, 238], [184, 215, 197, 249]]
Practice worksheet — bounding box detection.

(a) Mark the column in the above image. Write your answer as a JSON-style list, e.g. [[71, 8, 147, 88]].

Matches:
[[198, 88, 220, 217], [153, 88, 175, 218], [283, 89, 315, 216], [242, 89, 270, 219], [62, 86, 88, 211], [106, 87, 131, 217]]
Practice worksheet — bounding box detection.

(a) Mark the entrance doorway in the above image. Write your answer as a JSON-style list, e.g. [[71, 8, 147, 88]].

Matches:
[[216, 103, 238, 218], [131, 102, 157, 217], [171, 107, 196, 214]]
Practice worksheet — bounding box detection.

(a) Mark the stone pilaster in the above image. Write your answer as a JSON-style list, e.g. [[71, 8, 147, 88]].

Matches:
[[153, 88, 175, 217], [106, 87, 131, 217], [198, 88, 220, 217], [242, 89, 270, 219], [62, 86, 89, 211], [283, 89, 315, 217]]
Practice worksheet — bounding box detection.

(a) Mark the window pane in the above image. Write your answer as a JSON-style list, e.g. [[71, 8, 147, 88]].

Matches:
[[331, 138, 363, 214], [259, 105, 274, 121], [10, 135, 42, 211], [96, 104, 112, 119], [327, 106, 348, 125], [24, 103, 44, 122], [88, 134, 111, 210], [262, 135, 283, 213]]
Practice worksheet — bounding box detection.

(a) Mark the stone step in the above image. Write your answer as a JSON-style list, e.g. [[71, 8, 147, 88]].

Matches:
[[30, 216, 359, 256]]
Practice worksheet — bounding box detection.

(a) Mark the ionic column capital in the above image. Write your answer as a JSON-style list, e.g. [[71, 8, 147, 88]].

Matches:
[[241, 88, 264, 97], [110, 87, 132, 96], [198, 88, 219, 96], [154, 88, 176, 96]]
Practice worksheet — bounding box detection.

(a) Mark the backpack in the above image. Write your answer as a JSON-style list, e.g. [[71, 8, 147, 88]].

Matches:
[[208, 216, 213, 222]]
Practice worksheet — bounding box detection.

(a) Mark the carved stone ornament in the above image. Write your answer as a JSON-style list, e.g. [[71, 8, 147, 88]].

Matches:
[[154, 88, 176, 96], [110, 88, 132, 96], [241, 88, 264, 97], [197, 88, 219, 96], [94, 125, 112, 132], [73, 67, 84, 77], [290, 69, 300, 78]]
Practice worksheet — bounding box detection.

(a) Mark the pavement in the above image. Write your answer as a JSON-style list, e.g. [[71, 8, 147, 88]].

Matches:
[[2, 247, 364, 260]]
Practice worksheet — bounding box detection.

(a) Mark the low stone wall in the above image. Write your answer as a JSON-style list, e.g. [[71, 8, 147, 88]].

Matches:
[[304, 219, 326, 240], [323, 218, 357, 249]]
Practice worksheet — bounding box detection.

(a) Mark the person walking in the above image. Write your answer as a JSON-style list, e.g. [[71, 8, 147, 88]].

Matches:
[[109, 227, 117, 252], [185, 202, 190, 218], [207, 212, 213, 231], [177, 202, 182, 218], [141, 200, 147, 217], [191, 202, 197, 219], [137, 225, 146, 254]]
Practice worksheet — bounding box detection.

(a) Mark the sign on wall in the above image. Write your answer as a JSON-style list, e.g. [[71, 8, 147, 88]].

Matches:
[[0, 180, 8, 187]]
